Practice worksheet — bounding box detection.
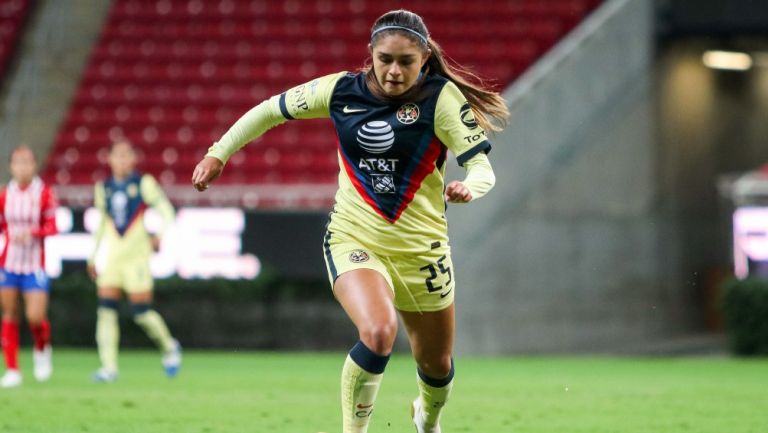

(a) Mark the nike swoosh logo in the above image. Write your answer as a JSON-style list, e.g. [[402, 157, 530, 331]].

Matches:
[[356, 403, 374, 409], [440, 287, 453, 298], [343, 106, 367, 114]]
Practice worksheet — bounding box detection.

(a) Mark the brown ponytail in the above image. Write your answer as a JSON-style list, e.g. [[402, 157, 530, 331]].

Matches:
[[367, 10, 510, 132], [424, 38, 509, 132]]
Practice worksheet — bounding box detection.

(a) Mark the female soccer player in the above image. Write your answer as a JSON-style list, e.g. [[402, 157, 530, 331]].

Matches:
[[88, 141, 181, 382], [192, 9, 508, 433], [0, 145, 57, 388]]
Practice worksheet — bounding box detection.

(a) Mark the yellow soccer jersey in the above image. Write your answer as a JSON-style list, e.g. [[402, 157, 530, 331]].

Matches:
[[90, 172, 175, 264], [208, 72, 493, 256]]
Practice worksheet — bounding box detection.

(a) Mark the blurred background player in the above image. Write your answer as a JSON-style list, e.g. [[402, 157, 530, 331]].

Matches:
[[88, 141, 181, 383], [192, 9, 507, 433], [0, 145, 57, 388]]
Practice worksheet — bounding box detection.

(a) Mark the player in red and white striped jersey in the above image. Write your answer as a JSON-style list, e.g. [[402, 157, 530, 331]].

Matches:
[[0, 146, 58, 388]]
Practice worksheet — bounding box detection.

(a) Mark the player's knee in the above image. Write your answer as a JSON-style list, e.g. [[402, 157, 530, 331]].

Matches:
[[131, 303, 152, 320], [2, 304, 20, 321], [98, 299, 119, 312], [1, 311, 19, 322], [418, 354, 454, 379], [359, 320, 397, 354], [25, 311, 45, 326]]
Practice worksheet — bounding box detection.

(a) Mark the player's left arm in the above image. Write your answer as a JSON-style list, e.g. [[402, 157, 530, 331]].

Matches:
[[434, 81, 496, 203], [31, 185, 58, 237], [140, 174, 175, 240], [0, 189, 6, 234]]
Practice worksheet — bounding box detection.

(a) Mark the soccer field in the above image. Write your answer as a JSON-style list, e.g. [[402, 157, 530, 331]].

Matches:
[[0, 350, 765, 433]]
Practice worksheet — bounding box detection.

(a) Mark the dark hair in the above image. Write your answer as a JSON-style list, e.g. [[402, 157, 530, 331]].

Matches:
[[366, 10, 509, 132], [110, 140, 135, 153]]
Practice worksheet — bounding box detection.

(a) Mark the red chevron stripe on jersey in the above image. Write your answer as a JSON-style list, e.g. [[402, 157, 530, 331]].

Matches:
[[339, 147, 391, 222], [390, 138, 445, 223]]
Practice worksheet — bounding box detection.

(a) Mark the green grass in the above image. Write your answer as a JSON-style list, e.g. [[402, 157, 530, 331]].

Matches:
[[0, 350, 766, 433]]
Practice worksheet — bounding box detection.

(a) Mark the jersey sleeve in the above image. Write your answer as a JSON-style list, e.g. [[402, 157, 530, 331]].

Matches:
[[140, 174, 175, 237], [31, 185, 58, 238], [461, 153, 496, 201], [206, 72, 346, 163], [89, 182, 107, 265], [434, 81, 492, 166]]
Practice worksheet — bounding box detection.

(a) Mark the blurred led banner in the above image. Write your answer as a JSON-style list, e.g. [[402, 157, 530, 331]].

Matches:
[[41, 207, 260, 279], [733, 207, 768, 279], [54, 184, 337, 210]]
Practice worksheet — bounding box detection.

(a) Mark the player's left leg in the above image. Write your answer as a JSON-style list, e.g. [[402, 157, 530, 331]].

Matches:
[[0, 285, 22, 388], [23, 287, 52, 382], [399, 304, 455, 433], [127, 290, 181, 378]]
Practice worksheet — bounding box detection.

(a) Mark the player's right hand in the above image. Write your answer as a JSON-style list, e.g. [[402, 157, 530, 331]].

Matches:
[[192, 156, 224, 192], [87, 263, 97, 281]]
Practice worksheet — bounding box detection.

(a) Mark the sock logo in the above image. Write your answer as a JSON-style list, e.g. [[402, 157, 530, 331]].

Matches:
[[355, 403, 374, 418]]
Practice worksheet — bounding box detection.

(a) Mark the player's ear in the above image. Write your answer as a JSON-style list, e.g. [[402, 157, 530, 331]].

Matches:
[[368, 43, 373, 54], [421, 48, 432, 67]]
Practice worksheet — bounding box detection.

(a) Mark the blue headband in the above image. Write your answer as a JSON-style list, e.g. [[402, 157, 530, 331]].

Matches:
[[371, 25, 428, 46]]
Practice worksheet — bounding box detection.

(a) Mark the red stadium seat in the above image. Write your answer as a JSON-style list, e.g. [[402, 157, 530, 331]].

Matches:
[[0, 0, 32, 79], [45, 0, 603, 206]]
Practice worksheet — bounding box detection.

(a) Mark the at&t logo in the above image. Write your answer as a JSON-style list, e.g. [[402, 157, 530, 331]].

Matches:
[[357, 121, 394, 154]]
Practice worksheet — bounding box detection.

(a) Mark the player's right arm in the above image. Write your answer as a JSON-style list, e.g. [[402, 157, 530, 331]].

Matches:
[[192, 72, 345, 191], [87, 182, 107, 279]]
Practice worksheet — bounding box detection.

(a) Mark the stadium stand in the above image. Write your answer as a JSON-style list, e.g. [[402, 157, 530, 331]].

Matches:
[[43, 0, 601, 208], [0, 0, 32, 80]]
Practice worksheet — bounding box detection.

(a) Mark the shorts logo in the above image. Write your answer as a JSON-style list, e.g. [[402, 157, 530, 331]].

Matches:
[[357, 121, 394, 154], [34, 270, 48, 288], [459, 102, 478, 129], [371, 174, 395, 194], [396, 103, 419, 124], [349, 250, 370, 263]]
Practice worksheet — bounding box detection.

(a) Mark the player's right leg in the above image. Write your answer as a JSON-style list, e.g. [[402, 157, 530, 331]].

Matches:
[[324, 234, 398, 433], [0, 279, 22, 388], [334, 269, 398, 433], [93, 286, 121, 383]]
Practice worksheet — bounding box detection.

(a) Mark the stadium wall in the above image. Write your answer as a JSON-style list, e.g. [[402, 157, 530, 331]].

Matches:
[[444, 0, 704, 353], [0, 0, 111, 173], [659, 0, 768, 35]]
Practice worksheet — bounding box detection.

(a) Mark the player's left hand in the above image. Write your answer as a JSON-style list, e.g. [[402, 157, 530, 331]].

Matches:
[[150, 235, 161, 252], [87, 263, 97, 280], [445, 181, 472, 203], [10, 229, 31, 244]]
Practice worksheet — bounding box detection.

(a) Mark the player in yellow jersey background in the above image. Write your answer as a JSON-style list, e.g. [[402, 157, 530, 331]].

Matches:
[[192, 9, 508, 433], [88, 141, 181, 382]]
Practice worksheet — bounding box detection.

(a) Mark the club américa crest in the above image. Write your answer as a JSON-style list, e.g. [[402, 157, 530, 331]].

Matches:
[[396, 103, 419, 124], [349, 250, 370, 263]]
